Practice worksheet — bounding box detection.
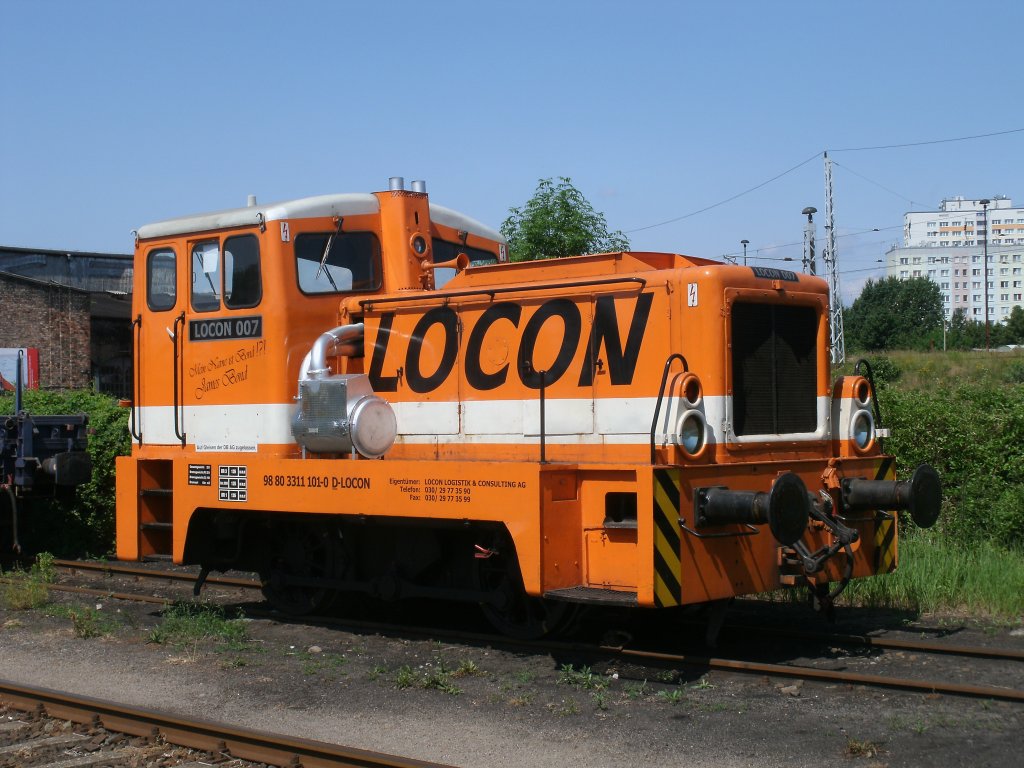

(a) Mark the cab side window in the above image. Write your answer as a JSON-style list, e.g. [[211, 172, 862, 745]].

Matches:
[[224, 235, 261, 309], [191, 241, 221, 312], [146, 248, 177, 311], [295, 232, 382, 294]]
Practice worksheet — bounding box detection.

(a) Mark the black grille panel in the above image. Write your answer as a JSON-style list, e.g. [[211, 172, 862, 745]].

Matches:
[[731, 303, 818, 436]]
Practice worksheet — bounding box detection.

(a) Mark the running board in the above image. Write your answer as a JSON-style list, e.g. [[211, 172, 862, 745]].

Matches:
[[545, 587, 638, 606]]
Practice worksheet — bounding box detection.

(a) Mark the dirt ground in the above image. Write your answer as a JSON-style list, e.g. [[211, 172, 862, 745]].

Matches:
[[0, 570, 1021, 768]]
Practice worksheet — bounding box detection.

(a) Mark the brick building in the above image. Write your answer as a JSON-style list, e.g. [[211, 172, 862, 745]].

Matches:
[[0, 272, 91, 389], [0, 245, 133, 394]]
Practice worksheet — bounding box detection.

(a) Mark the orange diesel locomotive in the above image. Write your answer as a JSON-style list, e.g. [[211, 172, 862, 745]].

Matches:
[[115, 178, 940, 636]]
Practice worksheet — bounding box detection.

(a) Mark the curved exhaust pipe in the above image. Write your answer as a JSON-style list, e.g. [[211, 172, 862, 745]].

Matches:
[[292, 322, 397, 458], [696, 472, 811, 546], [298, 323, 364, 382]]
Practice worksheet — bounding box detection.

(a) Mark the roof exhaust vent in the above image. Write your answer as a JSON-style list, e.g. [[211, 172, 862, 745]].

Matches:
[[247, 195, 257, 207], [388, 176, 405, 192], [410, 180, 427, 194]]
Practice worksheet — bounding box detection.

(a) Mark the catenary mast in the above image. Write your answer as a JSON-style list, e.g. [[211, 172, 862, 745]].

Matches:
[[823, 152, 845, 364]]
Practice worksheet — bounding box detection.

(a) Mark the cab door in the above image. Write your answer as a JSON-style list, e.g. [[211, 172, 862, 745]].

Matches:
[[179, 233, 270, 452], [134, 244, 183, 446]]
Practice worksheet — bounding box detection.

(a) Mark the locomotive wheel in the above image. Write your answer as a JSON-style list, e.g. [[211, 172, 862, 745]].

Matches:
[[476, 538, 577, 639], [259, 523, 339, 616]]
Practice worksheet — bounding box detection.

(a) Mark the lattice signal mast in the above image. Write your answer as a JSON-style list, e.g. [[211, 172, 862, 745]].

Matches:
[[822, 152, 845, 365]]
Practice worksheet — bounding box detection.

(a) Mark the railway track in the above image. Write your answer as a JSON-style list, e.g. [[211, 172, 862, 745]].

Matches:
[[51, 559, 260, 590], [41, 558, 1024, 704], [0, 680, 452, 768]]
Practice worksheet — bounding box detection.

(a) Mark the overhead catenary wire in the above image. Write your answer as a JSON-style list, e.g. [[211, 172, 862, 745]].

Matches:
[[623, 152, 822, 233], [831, 160, 926, 209], [828, 126, 1024, 153], [720, 225, 903, 261], [840, 239, 1024, 277], [625, 126, 1024, 234]]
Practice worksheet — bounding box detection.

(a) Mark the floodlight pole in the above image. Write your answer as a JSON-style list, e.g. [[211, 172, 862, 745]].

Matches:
[[802, 206, 817, 275], [980, 198, 991, 351]]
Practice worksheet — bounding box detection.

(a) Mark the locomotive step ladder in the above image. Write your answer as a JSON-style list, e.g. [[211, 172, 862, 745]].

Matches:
[[137, 459, 173, 561]]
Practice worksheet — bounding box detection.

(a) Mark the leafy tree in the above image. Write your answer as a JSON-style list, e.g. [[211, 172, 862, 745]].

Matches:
[[501, 177, 629, 262], [844, 276, 944, 351], [945, 308, 982, 350], [1005, 305, 1024, 345], [945, 308, 1019, 350]]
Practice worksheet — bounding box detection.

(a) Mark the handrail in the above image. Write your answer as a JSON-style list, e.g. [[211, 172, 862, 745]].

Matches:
[[679, 520, 759, 539], [129, 315, 142, 444], [360, 276, 647, 310], [172, 312, 186, 447], [538, 367, 548, 464], [853, 357, 884, 429], [649, 353, 689, 465]]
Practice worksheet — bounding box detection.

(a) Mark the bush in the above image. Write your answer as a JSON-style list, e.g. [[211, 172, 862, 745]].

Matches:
[[863, 356, 902, 388], [1005, 360, 1024, 385], [990, 485, 1024, 549], [0, 390, 129, 557], [882, 381, 1024, 543]]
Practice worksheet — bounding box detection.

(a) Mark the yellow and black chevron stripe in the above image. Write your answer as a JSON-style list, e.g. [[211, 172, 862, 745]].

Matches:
[[873, 457, 897, 573], [653, 468, 682, 607]]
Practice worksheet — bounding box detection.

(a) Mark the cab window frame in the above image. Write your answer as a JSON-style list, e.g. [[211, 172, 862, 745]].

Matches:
[[294, 230, 383, 295], [146, 247, 178, 312], [190, 239, 222, 313], [223, 233, 262, 309]]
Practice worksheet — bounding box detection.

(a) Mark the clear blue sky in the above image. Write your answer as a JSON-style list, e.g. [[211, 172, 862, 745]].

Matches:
[[3, 1, 1022, 304]]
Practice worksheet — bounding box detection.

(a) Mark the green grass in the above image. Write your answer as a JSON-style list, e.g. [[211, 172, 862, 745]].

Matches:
[[844, 535, 1024, 619], [891, 349, 1024, 391], [148, 601, 250, 650], [45, 604, 120, 638], [0, 553, 57, 610], [299, 651, 347, 678], [656, 688, 685, 705], [557, 664, 607, 690], [838, 349, 1024, 392], [0, 574, 49, 610], [392, 660, 463, 695]]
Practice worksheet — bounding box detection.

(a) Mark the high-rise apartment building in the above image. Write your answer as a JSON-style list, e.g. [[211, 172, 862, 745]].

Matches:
[[884, 196, 1024, 321]]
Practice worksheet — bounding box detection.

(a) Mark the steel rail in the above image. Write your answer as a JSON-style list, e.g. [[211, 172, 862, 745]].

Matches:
[[52, 559, 260, 589], [43, 560, 1023, 700], [0, 577, 168, 605], [0, 679, 453, 768], [45, 582, 170, 604], [13, 577, 1024, 703], [722, 622, 1024, 662], [51, 559, 1024, 663], [598, 644, 1024, 703], [210, 608, 1024, 704]]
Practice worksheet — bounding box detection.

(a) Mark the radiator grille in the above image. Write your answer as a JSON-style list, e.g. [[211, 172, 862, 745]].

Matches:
[[731, 303, 818, 436]]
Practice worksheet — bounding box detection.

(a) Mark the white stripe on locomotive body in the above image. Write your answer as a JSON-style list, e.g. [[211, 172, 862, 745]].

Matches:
[[831, 390, 872, 443], [135, 404, 295, 448], [135, 396, 831, 448]]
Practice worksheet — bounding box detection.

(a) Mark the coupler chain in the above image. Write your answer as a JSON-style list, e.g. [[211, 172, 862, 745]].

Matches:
[[787, 492, 860, 617]]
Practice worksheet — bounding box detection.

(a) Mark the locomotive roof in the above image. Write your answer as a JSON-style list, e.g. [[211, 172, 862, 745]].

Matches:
[[135, 193, 505, 245]]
